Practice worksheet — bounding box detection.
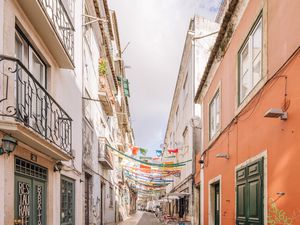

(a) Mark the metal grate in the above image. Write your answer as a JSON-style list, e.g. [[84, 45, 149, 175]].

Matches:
[[15, 157, 48, 181], [61, 176, 75, 225]]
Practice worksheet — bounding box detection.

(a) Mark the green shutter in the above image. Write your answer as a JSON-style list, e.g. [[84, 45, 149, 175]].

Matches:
[[236, 158, 263, 225], [123, 79, 130, 97]]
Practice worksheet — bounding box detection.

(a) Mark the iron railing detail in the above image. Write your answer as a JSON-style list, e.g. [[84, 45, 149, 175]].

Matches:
[[0, 55, 72, 154], [39, 0, 74, 62]]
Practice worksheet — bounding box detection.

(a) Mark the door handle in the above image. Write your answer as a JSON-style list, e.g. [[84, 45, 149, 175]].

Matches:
[[14, 219, 22, 225]]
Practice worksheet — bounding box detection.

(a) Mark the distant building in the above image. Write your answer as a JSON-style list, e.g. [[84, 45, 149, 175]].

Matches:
[[161, 16, 218, 224], [195, 0, 300, 224], [0, 0, 134, 225]]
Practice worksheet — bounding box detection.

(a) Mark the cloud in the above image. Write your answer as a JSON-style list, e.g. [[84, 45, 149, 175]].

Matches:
[[109, 0, 220, 151]]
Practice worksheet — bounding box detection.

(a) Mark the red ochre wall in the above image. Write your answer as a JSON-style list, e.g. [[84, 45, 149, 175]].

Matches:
[[199, 0, 300, 224]]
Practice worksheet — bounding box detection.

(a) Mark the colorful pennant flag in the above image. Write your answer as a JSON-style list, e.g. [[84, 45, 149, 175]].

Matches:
[[132, 146, 139, 155], [139, 148, 148, 155], [156, 150, 162, 157], [168, 148, 179, 154]]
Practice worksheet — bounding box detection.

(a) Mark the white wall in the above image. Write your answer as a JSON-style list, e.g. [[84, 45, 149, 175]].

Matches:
[[164, 16, 219, 198], [0, 0, 4, 223]]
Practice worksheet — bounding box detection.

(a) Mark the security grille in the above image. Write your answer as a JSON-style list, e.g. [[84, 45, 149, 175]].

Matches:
[[15, 157, 48, 181]]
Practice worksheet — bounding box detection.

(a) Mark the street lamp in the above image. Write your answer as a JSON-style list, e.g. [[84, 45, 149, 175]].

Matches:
[[0, 135, 17, 156]]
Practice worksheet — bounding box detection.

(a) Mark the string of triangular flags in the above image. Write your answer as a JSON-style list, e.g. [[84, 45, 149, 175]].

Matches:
[[129, 144, 186, 156]]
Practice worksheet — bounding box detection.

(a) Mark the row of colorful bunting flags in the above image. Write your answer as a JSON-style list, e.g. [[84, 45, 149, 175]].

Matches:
[[130, 146, 180, 156]]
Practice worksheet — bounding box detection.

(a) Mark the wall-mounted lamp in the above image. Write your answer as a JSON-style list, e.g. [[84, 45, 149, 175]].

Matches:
[[264, 108, 288, 120], [0, 135, 17, 156], [54, 161, 64, 172], [216, 152, 229, 159]]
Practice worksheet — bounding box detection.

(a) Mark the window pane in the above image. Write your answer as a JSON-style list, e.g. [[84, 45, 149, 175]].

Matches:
[[209, 91, 220, 139], [15, 36, 23, 61], [241, 71, 251, 100], [32, 53, 45, 87], [241, 44, 249, 75], [252, 22, 262, 59], [216, 93, 220, 130], [253, 54, 261, 86]]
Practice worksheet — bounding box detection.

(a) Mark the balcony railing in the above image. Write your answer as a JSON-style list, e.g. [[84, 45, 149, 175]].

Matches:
[[39, 0, 74, 62], [0, 55, 72, 154], [98, 139, 113, 170]]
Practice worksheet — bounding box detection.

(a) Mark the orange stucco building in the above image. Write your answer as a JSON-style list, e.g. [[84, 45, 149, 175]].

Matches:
[[195, 0, 300, 224]]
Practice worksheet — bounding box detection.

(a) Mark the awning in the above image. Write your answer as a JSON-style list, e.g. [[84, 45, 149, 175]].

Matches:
[[168, 192, 190, 198]]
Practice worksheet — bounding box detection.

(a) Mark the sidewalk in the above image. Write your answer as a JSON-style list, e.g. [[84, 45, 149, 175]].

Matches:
[[117, 211, 162, 225]]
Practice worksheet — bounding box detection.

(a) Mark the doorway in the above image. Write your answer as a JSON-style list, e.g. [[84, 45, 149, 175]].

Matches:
[[100, 182, 105, 225], [14, 157, 47, 225], [84, 173, 91, 225], [209, 181, 220, 225]]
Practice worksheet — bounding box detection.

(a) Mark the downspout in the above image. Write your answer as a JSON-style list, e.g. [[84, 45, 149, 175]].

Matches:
[[191, 21, 196, 225], [0, 0, 5, 223]]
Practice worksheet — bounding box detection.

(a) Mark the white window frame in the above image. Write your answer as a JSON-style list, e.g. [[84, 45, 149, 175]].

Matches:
[[238, 17, 262, 103], [209, 89, 220, 140]]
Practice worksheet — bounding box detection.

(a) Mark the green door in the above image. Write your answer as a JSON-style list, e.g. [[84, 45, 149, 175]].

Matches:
[[15, 157, 47, 225], [214, 183, 220, 225], [236, 158, 264, 225]]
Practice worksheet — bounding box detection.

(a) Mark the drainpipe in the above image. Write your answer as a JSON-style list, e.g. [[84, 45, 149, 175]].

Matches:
[[191, 20, 196, 225]]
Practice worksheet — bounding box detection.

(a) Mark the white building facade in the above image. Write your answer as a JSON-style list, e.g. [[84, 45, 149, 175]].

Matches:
[[0, 0, 134, 225], [162, 16, 219, 224], [0, 0, 83, 224]]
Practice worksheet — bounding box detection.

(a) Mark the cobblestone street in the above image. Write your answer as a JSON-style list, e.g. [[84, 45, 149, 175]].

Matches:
[[118, 211, 162, 225]]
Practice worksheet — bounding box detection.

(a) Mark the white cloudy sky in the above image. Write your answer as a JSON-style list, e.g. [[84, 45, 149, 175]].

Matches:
[[109, 0, 221, 153]]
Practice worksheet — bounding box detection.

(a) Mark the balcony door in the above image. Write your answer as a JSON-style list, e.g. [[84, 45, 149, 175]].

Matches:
[[15, 28, 47, 133], [15, 27, 46, 88]]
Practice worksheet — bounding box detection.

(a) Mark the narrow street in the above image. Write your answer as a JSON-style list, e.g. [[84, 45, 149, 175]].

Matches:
[[1, 0, 300, 224], [118, 211, 162, 225]]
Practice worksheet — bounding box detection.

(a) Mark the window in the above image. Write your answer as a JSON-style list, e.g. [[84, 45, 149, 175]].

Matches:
[[109, 186, 113, 208], [183, 127, 188, 151], [176, 106, 179, 127], [209, 90, 220, 140], [15, 27, 46, 88], [182, 73, 189, 109], [239, 18, 262, 103], [61, 176, 75, 225]]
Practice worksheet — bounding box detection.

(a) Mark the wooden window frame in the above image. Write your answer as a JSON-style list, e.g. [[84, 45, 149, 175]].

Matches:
[[238, 15, 263, 104]]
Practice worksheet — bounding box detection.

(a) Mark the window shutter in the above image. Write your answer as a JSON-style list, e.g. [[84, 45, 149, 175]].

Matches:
[[123, 79, 130, 97]]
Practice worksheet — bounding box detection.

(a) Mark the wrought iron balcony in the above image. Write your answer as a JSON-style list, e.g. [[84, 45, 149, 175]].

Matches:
[[0, 55, 72, 156], [17, 0, 74, 68], [98, 138, 114, 170]]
